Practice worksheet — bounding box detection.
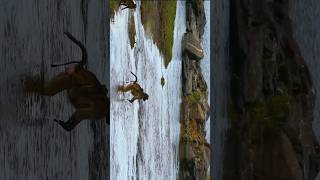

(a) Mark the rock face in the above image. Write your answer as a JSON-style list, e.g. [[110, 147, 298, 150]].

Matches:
[[140, 0, 177, 67], [182, 32, 204, 60], [224, 0, 320, 179], [128, 11, 136, 49], [179, 0, 209, 180]]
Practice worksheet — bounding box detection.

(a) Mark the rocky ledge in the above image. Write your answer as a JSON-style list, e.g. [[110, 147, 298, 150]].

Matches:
[[179, 0, 210, 180]]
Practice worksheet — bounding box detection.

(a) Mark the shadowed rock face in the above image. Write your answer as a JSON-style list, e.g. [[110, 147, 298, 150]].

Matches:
[[288, 1, 320, 179], [224, 0, 320, 179]]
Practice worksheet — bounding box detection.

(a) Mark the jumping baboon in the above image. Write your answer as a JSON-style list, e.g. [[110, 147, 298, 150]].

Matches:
[[119, 0, 136, 10], [118, 72, 149, 103], [24, 32, 109, 131]]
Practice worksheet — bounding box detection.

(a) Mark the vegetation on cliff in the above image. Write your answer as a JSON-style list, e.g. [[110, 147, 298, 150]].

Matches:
[[110, 0, 176, 67], [225, 0, 320, 179], [179, 1, 209, 180], [109, 0, 118, 19], [140, 1, 176, 67]]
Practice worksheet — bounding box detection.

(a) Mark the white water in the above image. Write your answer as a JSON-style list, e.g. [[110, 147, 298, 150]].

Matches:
[[201, 1, 211, 143], [110, 1, 186, 179]]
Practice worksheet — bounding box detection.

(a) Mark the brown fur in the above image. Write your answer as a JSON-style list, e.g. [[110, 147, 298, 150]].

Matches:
[[24, 32, 109, 131], [118, 83, 148, 103]]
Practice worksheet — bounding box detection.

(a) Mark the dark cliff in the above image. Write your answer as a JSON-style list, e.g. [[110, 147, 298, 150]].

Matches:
[[224, 0, 320, 179]]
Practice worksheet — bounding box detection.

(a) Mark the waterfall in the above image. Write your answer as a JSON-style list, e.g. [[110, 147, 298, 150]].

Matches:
[[110, 1, 186, 179], [201, 1, 211, 144]]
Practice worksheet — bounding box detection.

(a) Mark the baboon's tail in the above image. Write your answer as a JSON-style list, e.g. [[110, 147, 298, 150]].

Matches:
[[64, 32, 87, 66], [51, 61, 81, 67], [51, 32, 88, 68], [130, 72, 138, 83]]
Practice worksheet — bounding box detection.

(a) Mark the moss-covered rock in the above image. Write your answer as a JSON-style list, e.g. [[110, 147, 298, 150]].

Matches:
[[179, 1, 208, 179], [250, 94, 289, 129], [140, 0, 176, 67], [128, 12, 136, 48], [109, 0, 118, 20], [179, 119, 210, 180]]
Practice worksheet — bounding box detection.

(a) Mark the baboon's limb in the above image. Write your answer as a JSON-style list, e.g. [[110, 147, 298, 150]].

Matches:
[[54, 99, 102, 131], [128, 96, 137, 103], [42, 73, 72, 96]]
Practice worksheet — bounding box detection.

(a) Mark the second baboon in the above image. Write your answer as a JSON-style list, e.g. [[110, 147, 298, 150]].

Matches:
[[117, 72, 149, 103]]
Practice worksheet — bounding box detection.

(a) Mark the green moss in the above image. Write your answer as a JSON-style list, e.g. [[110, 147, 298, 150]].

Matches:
[[180, 124, 194, 143], [109, 0, 118, 19], [267, 95, 289, 122], [252, 102, 268, 122], [198, 122, 206, 136], [250, 94, 289, 128], [162, 1, 177, 67], [188, 90, 203, 103], [140, 1, 177, 68]]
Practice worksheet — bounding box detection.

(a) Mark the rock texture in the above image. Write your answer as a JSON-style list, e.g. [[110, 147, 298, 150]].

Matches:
[[179, 0, 210, 180], [182, 32, 204, 60], [288, 1, 320, 179], [140, 0, 177, 67], [224, 0, 320, 179]]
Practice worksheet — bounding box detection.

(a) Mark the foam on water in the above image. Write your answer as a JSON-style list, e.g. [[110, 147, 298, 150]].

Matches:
[[110, 1, 186, 179], [201, 1, 211, 143]]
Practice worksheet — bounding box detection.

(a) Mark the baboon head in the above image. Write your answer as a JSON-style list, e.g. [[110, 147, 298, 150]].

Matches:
[[142, 93, 149, 101]]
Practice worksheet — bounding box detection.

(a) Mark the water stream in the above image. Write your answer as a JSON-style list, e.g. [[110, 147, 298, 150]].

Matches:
[[110, 1, 186, 179]]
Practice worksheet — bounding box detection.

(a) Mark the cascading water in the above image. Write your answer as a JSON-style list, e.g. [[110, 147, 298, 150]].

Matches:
[[110, 1, 186, 179], [201, 1, 210, 143]]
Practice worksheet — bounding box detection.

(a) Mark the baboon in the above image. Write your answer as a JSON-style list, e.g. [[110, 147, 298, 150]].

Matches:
[[119, 0, 136, 10], [25, 32, 109, 131], [118, 72, 149, 103]]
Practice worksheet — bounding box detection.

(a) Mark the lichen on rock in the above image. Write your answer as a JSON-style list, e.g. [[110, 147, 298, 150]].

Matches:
[[179, 0, 209, 180]]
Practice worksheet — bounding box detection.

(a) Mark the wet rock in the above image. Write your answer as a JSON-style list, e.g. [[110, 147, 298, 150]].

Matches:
[[179, 141, 196, 161], [225, 0, 320, 179], [179, 108, 210, 180], [189, 101, 209, 123], [182, 55, 195, 95], [255, 131, 303, 180], [179, 0, 209, 179], [189, 103, 206, 122], [128, 12, 136, 49], [186, 0, 206, 37], [193, 68, 208, 92], [182, 32, 204, 60]]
